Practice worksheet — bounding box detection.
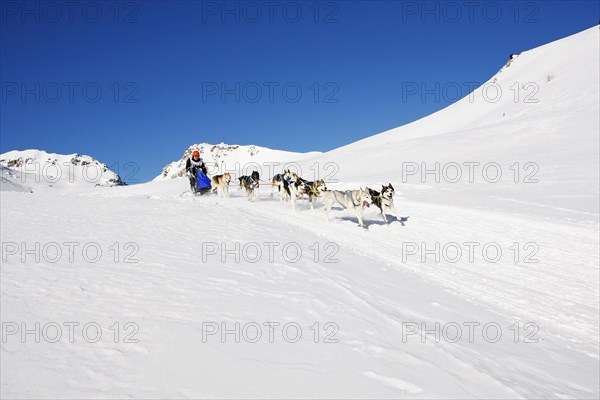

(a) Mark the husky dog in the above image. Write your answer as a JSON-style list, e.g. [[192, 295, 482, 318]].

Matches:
[[302, 179, 327, 209], [281, 172, 310, 211], [321, 188, 373, 229], [272, 169, 292, 197], [211, 172, 232, 198], [288, 173, 328, 209], [238, 170, 260, 201], [366, 184, 396, 224]]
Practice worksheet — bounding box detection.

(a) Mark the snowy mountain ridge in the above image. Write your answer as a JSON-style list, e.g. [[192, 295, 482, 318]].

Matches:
[[0, 149, 124, 192], [155, 142, 318, 181]]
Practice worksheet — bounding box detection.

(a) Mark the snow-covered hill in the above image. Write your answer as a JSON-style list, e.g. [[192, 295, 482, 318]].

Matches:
[[144, 27, 599, 225], [1, 27, 598, 399], [156, 142, 319, 181], [0, 166, 33, 193], [293, 26, 599, 223], [0, 150, 124, 192]]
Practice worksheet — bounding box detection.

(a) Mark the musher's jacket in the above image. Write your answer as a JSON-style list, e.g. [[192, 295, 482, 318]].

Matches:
[[185, 157, 207, 175]]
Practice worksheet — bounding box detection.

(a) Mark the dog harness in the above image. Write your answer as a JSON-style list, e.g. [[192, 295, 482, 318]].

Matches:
[[244, 175, 258, 188]]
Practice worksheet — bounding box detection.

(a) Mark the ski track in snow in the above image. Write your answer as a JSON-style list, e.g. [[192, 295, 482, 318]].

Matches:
[[1, 188, 598, 399]]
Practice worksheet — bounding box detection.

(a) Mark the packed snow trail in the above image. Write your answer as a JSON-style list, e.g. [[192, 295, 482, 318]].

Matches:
[[1, 188, 598, 399]]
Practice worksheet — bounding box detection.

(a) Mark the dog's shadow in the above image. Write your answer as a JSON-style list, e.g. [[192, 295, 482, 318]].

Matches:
[[338, 215, 410, 228]]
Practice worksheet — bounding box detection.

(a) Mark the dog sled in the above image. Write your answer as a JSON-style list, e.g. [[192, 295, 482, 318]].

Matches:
[[194, 170, 212, 195], [181, 170, 212, 198]]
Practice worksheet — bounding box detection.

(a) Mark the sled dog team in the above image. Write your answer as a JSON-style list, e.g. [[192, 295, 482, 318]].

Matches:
[[186, 151, 397, 228], [271, 169, 397, 228]]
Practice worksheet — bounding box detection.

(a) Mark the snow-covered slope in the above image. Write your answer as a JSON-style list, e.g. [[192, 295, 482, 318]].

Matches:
[[0, 166, 33, 193], [295, 26, 599, 223], [1, 27, 598, 399], [156, 142, 319, 180], [0, 150, 124, 192], [2, 190, 598, 399], [147, 27, 599, 224]]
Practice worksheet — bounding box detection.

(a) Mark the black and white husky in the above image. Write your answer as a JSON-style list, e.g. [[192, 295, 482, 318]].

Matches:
[[238, 170, 260, 201], [284, 172, 309, 210], [366, 183, 396, 224], [272, 169, 292, 197], [321, 188, 373, 229]]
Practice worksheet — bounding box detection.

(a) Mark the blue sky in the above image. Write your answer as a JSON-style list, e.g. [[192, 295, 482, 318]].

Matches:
[[1, 1, 598, 183]]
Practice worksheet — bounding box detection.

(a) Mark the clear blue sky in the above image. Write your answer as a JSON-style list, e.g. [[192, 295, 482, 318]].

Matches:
[[1, 0, 598, 182]]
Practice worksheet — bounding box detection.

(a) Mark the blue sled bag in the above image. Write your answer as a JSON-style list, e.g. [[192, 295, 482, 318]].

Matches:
[[197, 171, 212, 191]]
